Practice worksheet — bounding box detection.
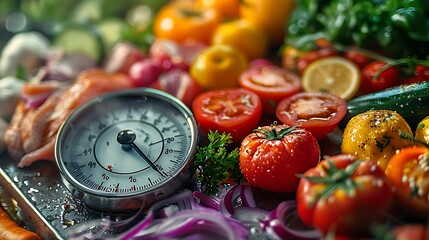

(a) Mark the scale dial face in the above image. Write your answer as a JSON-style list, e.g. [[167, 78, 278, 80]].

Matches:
[[55, 88, 198, 211]]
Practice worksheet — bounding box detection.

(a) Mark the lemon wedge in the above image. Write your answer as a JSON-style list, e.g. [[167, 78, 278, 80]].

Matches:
[[302, 56, 360, 100]]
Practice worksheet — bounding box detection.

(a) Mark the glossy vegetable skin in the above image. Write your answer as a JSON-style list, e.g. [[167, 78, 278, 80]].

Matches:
[[275, 92, 347, 140], [238, 64, 301, 114], [0, 206, 41, 240], [239, 0, 296, 45], [211, 19, 268, 60], [196, 0, 240, 19], [153, 0, 222, 45], [341, 81, 429, 130], [360, 61, 401, 94], [239, 124, 320, 193], [282, 46, 337, 74], [385, 145, 429, 218], [341, 110, 414, 170], [402, 65, 429, 85], [191, 44, 248, 90], [296, 154, 393, 236], [391, 224, 429, 240], [192, 88, 262, 143], [415, 116, 429, 144]]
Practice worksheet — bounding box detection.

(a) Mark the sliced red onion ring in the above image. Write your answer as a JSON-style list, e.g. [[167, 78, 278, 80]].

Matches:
[[265, 201, 322, 240], [193, 191, 221, 211], [120, 190, 250, 240]]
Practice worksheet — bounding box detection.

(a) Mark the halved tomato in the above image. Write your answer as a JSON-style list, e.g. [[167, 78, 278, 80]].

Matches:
[[238, 64, 301, 114], [275, 92, 347, 140], [385, 145, 429, 219], [192, 88, 262, 143]]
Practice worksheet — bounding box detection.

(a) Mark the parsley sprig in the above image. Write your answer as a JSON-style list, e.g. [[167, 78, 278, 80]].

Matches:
[[194, 131, 244, 195]]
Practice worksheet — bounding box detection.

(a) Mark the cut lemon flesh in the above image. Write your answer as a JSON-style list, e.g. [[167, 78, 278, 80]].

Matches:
[[302, 56, 360, 101]]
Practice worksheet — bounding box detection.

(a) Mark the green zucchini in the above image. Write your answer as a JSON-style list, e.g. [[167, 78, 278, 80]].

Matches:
[[340, 81, 429, 130]]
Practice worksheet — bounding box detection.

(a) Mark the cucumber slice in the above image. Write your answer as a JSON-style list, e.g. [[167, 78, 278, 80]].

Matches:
[[53, 24, 104, 62], [97, 18, 127, 50]]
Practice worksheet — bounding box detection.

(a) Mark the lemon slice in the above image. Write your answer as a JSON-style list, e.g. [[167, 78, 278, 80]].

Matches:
[[302, 56, 360, 100]]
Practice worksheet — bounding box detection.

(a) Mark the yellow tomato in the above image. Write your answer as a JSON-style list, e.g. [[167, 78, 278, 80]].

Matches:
[[239, 0, 295, 45], [415, 116, 429, 144], [190, 44, 248, 90], [211, 19, 268, 60], [341, 110, 414, 170], [153, 0, 222, 45], [196, 0, 240, 19]]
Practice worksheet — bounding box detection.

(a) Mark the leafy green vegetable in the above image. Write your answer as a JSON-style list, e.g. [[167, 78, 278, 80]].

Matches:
[[194, 131, 244, 195], [286, 0, 429, 59], [120, 23, 155, 53]]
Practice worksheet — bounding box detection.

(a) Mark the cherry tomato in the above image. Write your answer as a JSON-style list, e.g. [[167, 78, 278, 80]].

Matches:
[[153, 0, 222, 45], [297, 154, 393, 236], [360, 61, 401, 94], [402, 64, 429, 85], [385, 145, 429, 218], [239, 65, 301, 114], [343, 50, 371, 69], [391, 224, 429, 240], [275, 92, 347, 140], [296, 48, 338, 74], [191, 44, 248, 90], [211, 19, 268, 60], [192, 88, 262, 142], [196, 0, 240, 19], [239, 0, 295, 45], [239, 124, 320, 193], [282, 47, 337, 74], [149, 69, 202, 108]]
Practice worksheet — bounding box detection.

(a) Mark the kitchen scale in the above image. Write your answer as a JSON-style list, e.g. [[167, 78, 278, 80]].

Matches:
[[0, 88, 200, 239]]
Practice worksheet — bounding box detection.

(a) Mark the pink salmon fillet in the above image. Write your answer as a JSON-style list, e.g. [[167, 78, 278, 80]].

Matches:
[[4, 69, 133, 167]]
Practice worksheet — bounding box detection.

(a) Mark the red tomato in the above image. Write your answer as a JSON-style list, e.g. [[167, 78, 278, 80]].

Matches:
[[192, 88, 262, 142], [296, 48, 337, 74], [343, 50, 371, 69], [385, 145, 429, 218], [282, 47, 337, 74], [391, 224, 429, 240], [149, 69, 202, 108], [275, 92, 347, 140], [238, 65, 301, 114], [239, 124, 320, 193], [296, 154, 393, 237], [402, 64, 429, 85], [360, 61, 401, 94]]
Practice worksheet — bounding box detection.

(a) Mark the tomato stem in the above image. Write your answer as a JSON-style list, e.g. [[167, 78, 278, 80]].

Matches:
[[253, 125, 297, 140], [297, 159, 362, 208], [332, 43, 429, 80]]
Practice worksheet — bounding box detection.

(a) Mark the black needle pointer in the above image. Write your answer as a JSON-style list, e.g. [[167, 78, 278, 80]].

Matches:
[[117, 129, 165, 177]]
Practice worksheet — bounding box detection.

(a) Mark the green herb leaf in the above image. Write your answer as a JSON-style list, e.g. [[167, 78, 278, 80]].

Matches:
[[194, 131, 244, 195]]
